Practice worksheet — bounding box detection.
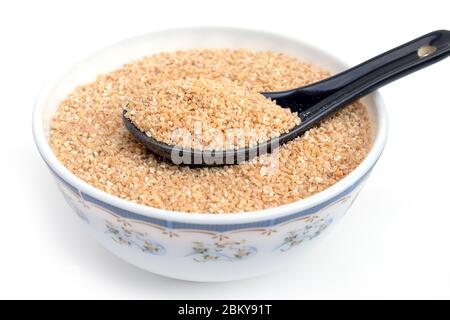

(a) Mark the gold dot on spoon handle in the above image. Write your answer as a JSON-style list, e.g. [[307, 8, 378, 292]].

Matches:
[[417, 45, 437, 58]]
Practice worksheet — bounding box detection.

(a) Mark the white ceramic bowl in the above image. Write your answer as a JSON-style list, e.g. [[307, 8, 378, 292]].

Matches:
[[33, 27, 388, 282]]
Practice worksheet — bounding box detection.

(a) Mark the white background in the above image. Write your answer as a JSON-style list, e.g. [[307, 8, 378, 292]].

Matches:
[[0, 0, 449, 299]]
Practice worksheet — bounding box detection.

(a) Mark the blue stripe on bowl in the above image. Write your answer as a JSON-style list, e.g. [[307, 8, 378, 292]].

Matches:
[[48, 163, 373, 232]]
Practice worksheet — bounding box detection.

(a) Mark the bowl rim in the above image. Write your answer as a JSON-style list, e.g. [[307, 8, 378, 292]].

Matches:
[[32, 26, 388, 224]]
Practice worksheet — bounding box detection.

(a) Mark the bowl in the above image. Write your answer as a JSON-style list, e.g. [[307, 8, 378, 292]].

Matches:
[[32, 27, 388, 282]]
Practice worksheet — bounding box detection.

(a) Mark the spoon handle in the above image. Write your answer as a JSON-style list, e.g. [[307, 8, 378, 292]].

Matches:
[[299, 30, 450, 124]]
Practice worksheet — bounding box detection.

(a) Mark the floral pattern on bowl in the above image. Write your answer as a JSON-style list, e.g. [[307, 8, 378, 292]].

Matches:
[[105, 219, 166, 255], [188, 241, 257, 262], [276, 216, 333, 252]]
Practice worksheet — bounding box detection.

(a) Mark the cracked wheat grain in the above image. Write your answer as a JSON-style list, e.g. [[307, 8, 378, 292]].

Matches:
[[124, 78, 300, 150], [50, 49, 371, 213]]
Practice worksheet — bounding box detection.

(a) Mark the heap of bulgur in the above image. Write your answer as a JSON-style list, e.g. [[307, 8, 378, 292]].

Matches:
[[124, 78, 300, 149], [50, 49, 372, 213]]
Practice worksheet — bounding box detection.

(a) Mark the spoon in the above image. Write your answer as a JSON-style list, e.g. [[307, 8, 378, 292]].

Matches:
[[123, 30, 450, 166]]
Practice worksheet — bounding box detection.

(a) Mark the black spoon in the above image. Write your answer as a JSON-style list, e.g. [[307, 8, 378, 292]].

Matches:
[[123, 30, 450, 166]]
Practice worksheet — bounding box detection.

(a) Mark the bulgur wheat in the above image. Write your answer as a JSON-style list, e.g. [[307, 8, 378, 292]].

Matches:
[[124, 78, 300, 150], [50, 49, 372, 213]]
